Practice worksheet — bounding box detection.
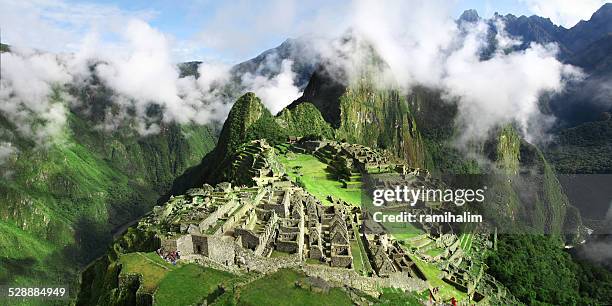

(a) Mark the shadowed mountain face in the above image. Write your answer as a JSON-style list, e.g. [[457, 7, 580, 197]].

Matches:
[[287, 64, 347, 128], [482, 4, 612, 127], [491, 4, 612, 59], [455, 4, 612, 180]]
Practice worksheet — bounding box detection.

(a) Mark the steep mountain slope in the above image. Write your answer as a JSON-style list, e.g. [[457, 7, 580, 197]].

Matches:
[[170, 93, 289, 190], [288, 64, 431, 169], [185, 54, 582, 243], [403, 85, 584, 241], [0, 91, 217, 297], [180, 37, 320, 91], [499, 13, 571, 57], [496, 3, 612, 59], [0, 35, 327, 294], [489, 4, 612, 128], [567, 33, 612, 74], [562, 3, 612, 53]]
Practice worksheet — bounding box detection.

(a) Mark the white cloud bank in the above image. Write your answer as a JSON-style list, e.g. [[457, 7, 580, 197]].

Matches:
[[346, 0, 582, 144], [521, 0, 610, 28], [0, 0, 597, 161], [0, 16, 303, 146], [0, 49, 71, 142], [241, 60, 303, 114]]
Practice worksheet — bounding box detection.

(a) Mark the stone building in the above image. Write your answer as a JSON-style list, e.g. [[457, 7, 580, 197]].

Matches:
[[172, 234, 236, 265]]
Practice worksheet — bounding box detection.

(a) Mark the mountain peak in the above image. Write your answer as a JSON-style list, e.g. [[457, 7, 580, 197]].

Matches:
[[459, 9, 480, 23], [590, 2, 612, 21]]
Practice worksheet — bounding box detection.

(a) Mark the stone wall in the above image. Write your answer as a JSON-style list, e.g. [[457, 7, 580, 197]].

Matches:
[[236, 248, 301, 274], [254, 211, 278, 256], [198, 199, 240, 232], [160, 238, 177, 252], [235, 228, 260, 250], [302, 265, 427, 297], [176, 234, 235, 265], [276, 240, 299, 253], [177, 235, 195, 254], [206, 236, 236, 265]]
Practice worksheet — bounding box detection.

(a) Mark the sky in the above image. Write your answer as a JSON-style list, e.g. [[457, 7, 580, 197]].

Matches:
[[0, 0, 608, 162], [1, 0, 610, 64]]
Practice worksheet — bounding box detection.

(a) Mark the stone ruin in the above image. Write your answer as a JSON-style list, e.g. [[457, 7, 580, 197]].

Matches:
[[140, 178, 359, 270], [295, 139, 403, 183], [134, 139, 513, 303], [228, 139, 285, 187]]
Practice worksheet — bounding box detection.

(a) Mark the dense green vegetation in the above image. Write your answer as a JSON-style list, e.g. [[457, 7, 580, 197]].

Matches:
[[0, 100, 217, 299], [408, 255, 467, 301], [487, 234, 612, 305], [546, 120, 612, 174], [119, 252, 176, 293], [374, 288, 428, 306], [77, 226, 160, 305], [185, 92, 287, 186], [277, 102, 334, 139], [335, 79, 431, 169]]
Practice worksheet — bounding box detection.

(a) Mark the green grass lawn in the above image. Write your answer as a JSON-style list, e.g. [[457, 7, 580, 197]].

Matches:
[[119, 252, 176, 293], [155, 264, 234, 306], [279, 153, 362, 206], [350, 240, 365, 274], [388, 223, 424, 240], [305, 258, 324, 265], [425, 248, 445, 257], [407, 255, 467, 302], [375, 288, 427, 306], [350, 225, 374, 276], [409, 236, 433, 249], [234, 269, 354, 306], [459, 233, 473, 253]]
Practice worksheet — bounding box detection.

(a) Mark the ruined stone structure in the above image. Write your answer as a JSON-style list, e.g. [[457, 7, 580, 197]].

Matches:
[[229, 140, 285, 187], [296, 139, 401, 178], [135, 140, 513, 304]]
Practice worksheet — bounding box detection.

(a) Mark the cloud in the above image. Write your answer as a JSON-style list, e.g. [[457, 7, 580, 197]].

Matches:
[[1, 15, 302, 140], [594, 77, 612, 107], [520, 0, 610, 28], [334, 0, 583, 144], [0, 0, 156, 53], [0, 0, 595, 153], [578, 203, 612, 267], [350, 0, 458, 88], [0, 48, 72, 143], [442, 21, 583, 144], [93, 20, 191, 134], [241, 59, 303, 114]]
